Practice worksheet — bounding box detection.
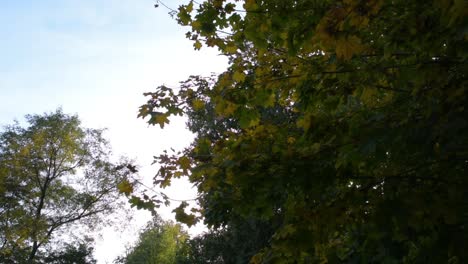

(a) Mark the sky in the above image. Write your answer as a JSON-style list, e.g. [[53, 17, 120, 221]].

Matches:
[[0, 0, 227, 262]]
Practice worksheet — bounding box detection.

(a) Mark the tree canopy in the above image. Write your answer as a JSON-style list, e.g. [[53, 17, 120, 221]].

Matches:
[[136, 0, 467, 262], [115, 215, 189, 264], [0, 110, 135, 263]]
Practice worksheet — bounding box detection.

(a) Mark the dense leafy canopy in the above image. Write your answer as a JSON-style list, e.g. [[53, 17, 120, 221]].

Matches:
[[0, 110, 135, 263], [139, 0, 467, 262]]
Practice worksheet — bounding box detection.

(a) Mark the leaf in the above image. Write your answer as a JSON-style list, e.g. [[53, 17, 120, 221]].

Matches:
[[192, 99, 205, 110], [233, 71, 246, 82], [129, 195, 156, 212], [173, 202, 198, 227], [244, 0, 258, 11], [255, 89, 276, 107], [192, 20, 202, 30], [225, 3, 236, 13], [239, 108, 260, 128], [194, 40, 202, 50], [186, 1, 194, 13], [215, 101, 239, 117], [177, 5, 192, 25], [224, 102, 239, 116], [335, 35, 363, 60], [117, 180, 133, 195], [178, 156, 191, 171], [225, 44, 238, 54], [360, 87, 377, 105], [151, 113, 170, 128], [296, 113, 313, 131], [310, 142, 320, 154]]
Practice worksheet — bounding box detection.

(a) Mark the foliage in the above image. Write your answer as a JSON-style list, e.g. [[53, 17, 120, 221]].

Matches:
[[186, 217, 275, 264], [115, 215, 190, 264], [140, 0, 467, 263], [42, 240, 97, 264], [0, 109, 135, 263]]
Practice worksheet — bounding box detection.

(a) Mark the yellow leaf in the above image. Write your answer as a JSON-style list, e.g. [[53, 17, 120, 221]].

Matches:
[[225, 44, 237, 54], [249, 117, 260, 127], [214, 100, 225, 116], [310, 143, 321, 154], [244, 0, 258, 10], [194, 40, 202, 50], [335, 35, 363, 60], [117, 180, 133, 195], [192, 99, 205, 110], [265, 92, 276, 107], [155, 114, 169, 128], [191, 20, 202, 30], [233, 71, 246, 82], [259, 23, 269, 33], [296, 113, 312, 131], [224, 102, 238, 116], [360, 87, 377, 105]]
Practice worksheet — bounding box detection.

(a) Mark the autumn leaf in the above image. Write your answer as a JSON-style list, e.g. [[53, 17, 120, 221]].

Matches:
[[117, 180, 133, 195], [194, 40, 202, 50], [150, 113, 169, 128], [192, 20, 202, 30]]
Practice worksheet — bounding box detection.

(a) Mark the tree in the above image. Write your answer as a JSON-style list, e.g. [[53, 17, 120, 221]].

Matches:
[[0, 109, 135, 263], [42, 240, 97, 264], [115, 215, 189, 264], [139, 0, 467, 262]]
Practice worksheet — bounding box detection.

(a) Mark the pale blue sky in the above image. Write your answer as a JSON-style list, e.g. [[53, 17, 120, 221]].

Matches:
[[0, 0, 227, 262]]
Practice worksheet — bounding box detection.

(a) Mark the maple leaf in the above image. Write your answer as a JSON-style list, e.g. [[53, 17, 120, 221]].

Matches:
[[335, 35, 363, 60]]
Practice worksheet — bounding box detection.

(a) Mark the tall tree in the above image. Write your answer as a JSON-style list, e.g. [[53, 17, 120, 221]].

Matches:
[[138, 0, 467, 262], [0, 110, 134, 263]]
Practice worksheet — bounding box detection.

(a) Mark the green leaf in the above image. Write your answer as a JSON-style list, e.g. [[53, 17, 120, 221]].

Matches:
[[239, 108, 260, 129], [178, 156, 191, 171], [173, 202, 198, 227]]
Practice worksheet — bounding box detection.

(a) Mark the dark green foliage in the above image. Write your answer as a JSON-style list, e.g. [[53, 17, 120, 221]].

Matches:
[[140, 0, 467, 262], [186, 217, 275, 264], [42, 242, 97, 264]]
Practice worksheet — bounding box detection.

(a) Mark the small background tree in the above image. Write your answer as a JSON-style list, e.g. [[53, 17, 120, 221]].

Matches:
[[115, 214, 189, 264]]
